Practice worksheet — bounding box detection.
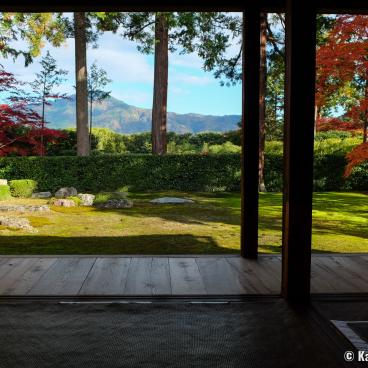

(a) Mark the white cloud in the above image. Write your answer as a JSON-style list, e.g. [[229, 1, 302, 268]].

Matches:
[[171, 73, 212, 86], [170, 52, 203, 69], [89, 48, 153, 84], [112, 90, 152, 106], [169, 86, 189, 95]]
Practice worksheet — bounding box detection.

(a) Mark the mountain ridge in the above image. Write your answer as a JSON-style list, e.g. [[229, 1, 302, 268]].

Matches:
[[38, 95, 241, 134]]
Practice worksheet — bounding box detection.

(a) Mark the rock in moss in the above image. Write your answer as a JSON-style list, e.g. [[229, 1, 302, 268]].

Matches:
[[78, 193, 95, 206], [55, 187, 77, 198], [0, 216, 37, 232], [52, 199, 76, 207], [32, 191, 52, 199], [150, 197, 194, 204], [95, 198, 133, 209]]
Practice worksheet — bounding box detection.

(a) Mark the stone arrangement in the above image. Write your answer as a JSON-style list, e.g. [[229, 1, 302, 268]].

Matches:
[[0, 205, 50, 212], [52, 199, 76, 207], [150, 197, 194, 204], [95, 198, 133, 209], [0, 216, 37, 232], [0, 179, 138, 211], [55, 187, 78, 199], [78, 193, 95, 206], [32, 192, 52, 199]]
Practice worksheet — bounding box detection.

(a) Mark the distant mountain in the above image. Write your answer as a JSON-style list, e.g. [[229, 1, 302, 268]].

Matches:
[[37, 95, 241, 134]]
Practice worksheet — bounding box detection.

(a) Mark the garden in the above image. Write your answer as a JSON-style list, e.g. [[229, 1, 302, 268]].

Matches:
[[0, 148, 367, 254], [0, 12, 368, 256]]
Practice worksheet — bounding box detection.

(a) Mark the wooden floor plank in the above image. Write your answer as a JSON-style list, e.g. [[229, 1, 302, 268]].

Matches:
[[330, 256, 368, 291], [0, 255, 367, 296], [196, 258, 246, 295], [310, 258, 340, 293], [0, 258, 40, 294], [0, 258, 33, 280], [1, 258, 57, 295], [150, 258, 172, 295], [27, 258, 96, 295], [124, 258, 154, 295], [311, 257, 362, 293], [79, 258, 131, 295], [169, 258, 207, 295], [226, 257, 280, 294]]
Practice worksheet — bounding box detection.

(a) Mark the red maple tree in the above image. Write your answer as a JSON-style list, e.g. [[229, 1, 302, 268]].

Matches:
[[316, 15, 368, 175], [316, 15, 368, 141], [0, 66, 64, 156], [344, 142, 368, 177]]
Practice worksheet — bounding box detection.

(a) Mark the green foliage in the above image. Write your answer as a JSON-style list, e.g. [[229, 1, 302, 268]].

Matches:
[[47, 129, 242, 155], [0, 13, 67, 66], [314, 137, 361, 155], [0, 152, 366, 193], [30, 51, 68, 108], [94, 191, 128, 205], [0, 155, 241, 193], [66, 196, 82, 206], [314, 130, 353, 140], [207, 142, 241, 154], [9, 179, 37, 197], [92, 128, 126, 153], [0, 185, 11, 200]]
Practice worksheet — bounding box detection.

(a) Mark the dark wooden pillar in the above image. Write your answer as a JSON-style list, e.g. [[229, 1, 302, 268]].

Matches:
[[241, 9, 260, 259], [282, 0, 317, 301]]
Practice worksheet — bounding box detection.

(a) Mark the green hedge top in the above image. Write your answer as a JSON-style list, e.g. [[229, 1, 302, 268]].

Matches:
[[0, 154, 241, 193], [0, 153, 366, 193]]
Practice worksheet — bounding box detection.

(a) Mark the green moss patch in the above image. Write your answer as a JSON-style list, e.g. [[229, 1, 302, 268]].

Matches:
[[0, 191, 366, 255], [27, 217, 53, 228]]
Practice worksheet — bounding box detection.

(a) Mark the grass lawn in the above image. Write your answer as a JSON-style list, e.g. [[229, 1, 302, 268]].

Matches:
[[0, 191, 367, 255]]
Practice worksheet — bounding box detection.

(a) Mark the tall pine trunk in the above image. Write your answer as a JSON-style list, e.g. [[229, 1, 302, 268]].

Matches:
[[314, 105, 318, 137], [89, 95, 93, 150], [151, 13, 168, 155], [258, 12, 267, 192], [74, 12, 90, 156]]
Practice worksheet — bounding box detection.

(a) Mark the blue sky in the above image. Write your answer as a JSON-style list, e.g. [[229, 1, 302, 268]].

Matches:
[[1, 21, 242, 116]]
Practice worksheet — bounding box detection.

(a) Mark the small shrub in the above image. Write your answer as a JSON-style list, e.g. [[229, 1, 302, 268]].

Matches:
[[67, 196, 82, 206], [9, 179, 37, 198], [0, 185, 11, 200], [208, 142, 241, 154], [94, 192, 128, 205]]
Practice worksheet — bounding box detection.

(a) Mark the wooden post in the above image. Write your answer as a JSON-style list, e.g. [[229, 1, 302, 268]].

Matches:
[[282, 0, 317, 301], [241, 9, 260, 259]]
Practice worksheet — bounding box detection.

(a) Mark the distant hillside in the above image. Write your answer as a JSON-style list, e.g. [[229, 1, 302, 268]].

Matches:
[[37, 95, 241, 134]]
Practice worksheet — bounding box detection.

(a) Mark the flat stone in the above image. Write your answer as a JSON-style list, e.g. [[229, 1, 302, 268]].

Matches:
[[150, 197, 194, 204], [0, 216, 37, 232], [32, 191, 52, 199], [0, 205, 50, 212], [78, 193, 95, 206], [0, 179, 8, 186], [53, 199, 76, 207], [96, 198, 133, 209], [55, 187, 78, 199]]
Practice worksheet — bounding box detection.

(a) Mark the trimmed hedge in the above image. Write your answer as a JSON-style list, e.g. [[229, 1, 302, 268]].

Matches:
[[0, 153, 366, 193], [0, 185, 11, 200]]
